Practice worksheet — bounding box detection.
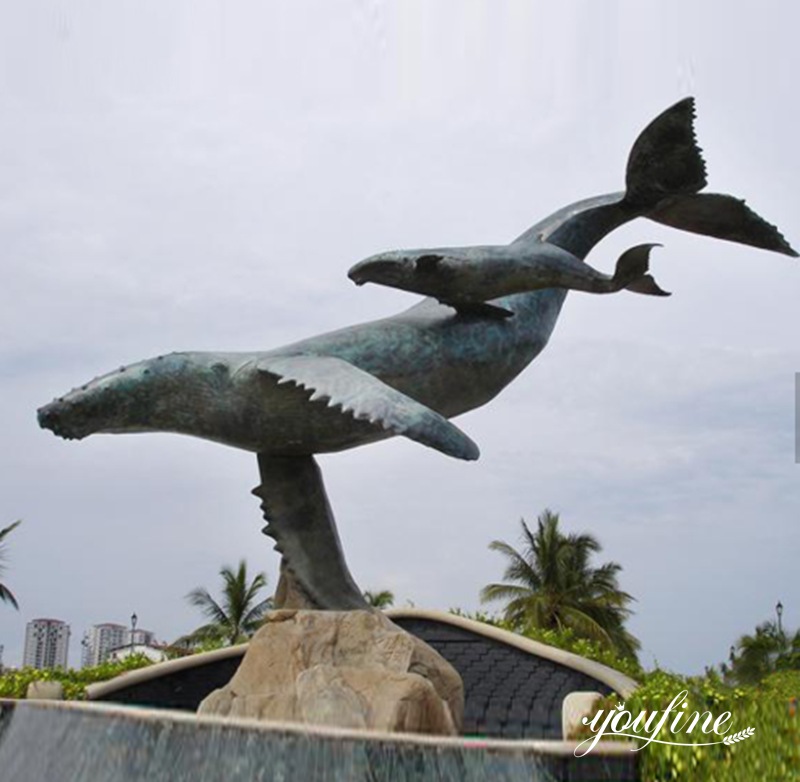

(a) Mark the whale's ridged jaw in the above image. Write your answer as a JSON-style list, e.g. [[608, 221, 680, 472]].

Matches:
[[37, 353, 205, 441]]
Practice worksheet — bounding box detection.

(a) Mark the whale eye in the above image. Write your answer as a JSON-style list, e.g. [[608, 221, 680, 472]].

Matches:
[[416, 254, 444, 272]]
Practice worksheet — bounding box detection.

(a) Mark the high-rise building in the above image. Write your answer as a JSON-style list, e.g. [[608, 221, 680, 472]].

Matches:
[[82, 623, 128, 667], [129, 628, 156, 648], [23, 619, 70, 669]]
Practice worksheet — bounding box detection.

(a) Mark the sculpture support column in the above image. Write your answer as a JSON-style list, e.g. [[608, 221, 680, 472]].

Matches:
[[272, 559, 317, 610], [252, 453, 368, 610]]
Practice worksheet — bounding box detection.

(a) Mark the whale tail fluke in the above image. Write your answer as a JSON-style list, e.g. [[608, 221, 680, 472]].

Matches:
[[612, 243, 671, 297], [624, 97, 797, 257], [647, 192, 798, 257], [624, 97, 708, 208]]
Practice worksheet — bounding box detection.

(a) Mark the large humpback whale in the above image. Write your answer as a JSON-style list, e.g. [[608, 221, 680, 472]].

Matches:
[[37, 98, 796, 609]]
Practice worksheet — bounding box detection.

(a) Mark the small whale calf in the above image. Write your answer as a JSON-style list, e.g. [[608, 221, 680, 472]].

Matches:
[[348, 241, 668, 318]]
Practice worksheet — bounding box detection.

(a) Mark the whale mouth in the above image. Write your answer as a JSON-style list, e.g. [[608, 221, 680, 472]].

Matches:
[[348, 259, 408, 287], [37, 402, 86, 440], [347, 265, 372, 286]]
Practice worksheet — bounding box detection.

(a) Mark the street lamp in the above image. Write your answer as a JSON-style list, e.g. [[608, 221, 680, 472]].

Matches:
[[776, 601, 784, 636], [130, 612, 138, 656]]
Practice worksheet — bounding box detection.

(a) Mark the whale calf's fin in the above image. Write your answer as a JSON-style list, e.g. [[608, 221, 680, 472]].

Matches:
[[625, 274, 671, 297], [257, 354, 480, 461], [614, 243, 660, 279], [648, 193, 798, 257], [612, 243, 671, 296]]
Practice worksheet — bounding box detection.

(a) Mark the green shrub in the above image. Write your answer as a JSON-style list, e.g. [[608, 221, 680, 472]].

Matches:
[[512, 623, 643, 680], [584, 669, 799, 781], [0, 654, 153, 701]]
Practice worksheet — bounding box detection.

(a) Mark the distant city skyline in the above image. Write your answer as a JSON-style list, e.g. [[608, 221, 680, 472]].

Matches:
[[0, 615, 162, 670]]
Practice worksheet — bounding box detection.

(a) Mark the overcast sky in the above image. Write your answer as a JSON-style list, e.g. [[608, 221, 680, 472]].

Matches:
[[0, 1, 798, 675]]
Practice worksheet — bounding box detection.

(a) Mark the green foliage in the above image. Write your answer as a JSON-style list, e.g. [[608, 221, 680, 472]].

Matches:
[[582, 669, 799, 781], [0, 520, 21, 610], [515, 622, 643, 680], [481, 510, 640, 661], [448, 608, 505, 626], [363, 589, 395, 609], [0, 654, 153, 700], [176, 560, 272, 649], [727, 620, 800, 686]]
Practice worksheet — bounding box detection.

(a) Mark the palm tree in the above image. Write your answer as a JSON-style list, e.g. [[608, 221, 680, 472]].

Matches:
[[481, 510, 640, 660], [177, 560, 272, 648], [0, 521, 21, 610], [364, 589, 395, 609], [727, 620, 800, 685], [729, 622, 783, 684]]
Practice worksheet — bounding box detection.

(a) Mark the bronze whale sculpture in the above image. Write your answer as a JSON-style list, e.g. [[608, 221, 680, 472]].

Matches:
[[37, 98, 796, 609]]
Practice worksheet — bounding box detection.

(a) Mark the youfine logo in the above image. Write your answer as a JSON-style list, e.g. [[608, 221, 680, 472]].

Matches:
[[574, 690, 755, 757]]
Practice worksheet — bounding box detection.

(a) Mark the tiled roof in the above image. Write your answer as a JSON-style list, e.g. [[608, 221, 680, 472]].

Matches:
[[392, 616, 613, 739]]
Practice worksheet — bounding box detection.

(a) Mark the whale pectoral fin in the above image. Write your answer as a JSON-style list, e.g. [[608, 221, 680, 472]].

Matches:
[[256, 354, 480, 461], [450, 301, 515, 319]]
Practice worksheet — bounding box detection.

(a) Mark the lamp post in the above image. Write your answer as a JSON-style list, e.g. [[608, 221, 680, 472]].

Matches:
[[776, 601, 784, 636], [130, 612, 138, 657]]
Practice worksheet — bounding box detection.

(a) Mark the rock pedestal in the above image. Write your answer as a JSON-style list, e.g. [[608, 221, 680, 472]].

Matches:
[[198, 609, 463, 736]]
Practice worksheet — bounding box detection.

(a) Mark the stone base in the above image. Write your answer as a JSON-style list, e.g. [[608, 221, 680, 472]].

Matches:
[[198, 609, 463, 736]]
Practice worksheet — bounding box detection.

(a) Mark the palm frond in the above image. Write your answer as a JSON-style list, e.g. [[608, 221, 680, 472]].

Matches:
[[0, 520, 21, 543], [0, 583, 19, 610], [480, 582, 532, 604], [186, 587, 229, 625], [0, 520, 21, 611]]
